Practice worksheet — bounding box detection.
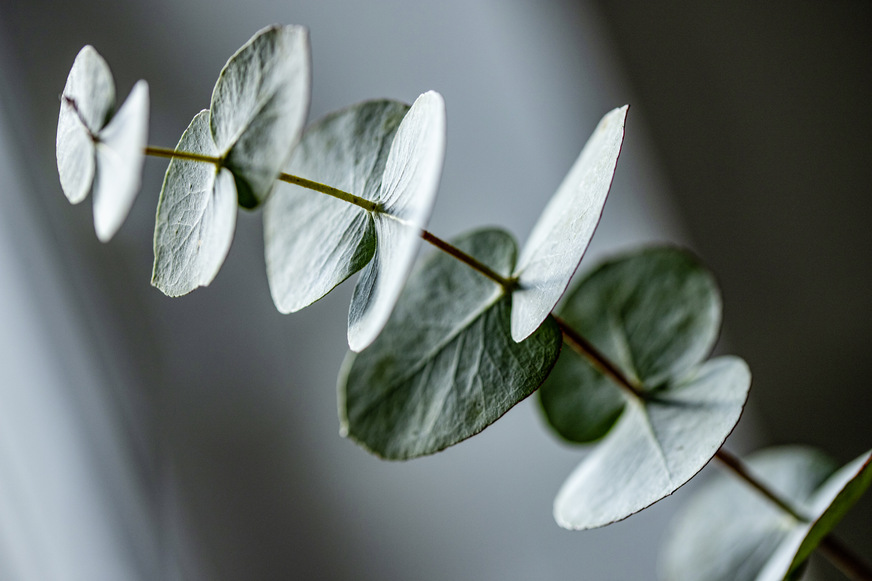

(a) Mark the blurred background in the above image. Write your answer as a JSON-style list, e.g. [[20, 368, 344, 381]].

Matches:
[[0, 1, 869, 579]]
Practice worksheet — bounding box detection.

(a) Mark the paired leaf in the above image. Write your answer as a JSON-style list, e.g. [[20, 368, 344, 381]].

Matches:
[[540, 247, 722, 442], [264, 100, 408, 313], [340, 229, 562, 460], [347, 91, 446, 352], [152, 25, 312, 296], [210, 24, 311, 208], [56, 45, 150, 241], [511, 105, 628, 342], [152, 111, 237, 296], [553, 356, 750, 530], [659, 446, 872, 581]]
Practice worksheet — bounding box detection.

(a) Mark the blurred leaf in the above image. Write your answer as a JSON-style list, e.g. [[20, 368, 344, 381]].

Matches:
[[660, 446, 872, 581], [210, 25, 311, 209], [56, 45, 114, 204], [152, 111, 237, 296], [554, 356, 750, 530], [347, 91, 446, 352], [340, 229, 562, 460], [56, 46, 149, 241], [540, 247, 721, 442], [92, 80, 149, 242], [264, 100, 408, 313], [511, 105, 628, 342]]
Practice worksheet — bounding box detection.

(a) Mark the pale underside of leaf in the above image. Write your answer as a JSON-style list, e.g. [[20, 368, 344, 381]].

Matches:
[[347, 91, 446, 352], [539, 247, 722, 443], [553, 356, 750, 530], [152, 110, 237, 296], [659, 446, 872, 581], [92, 80, 149, 242], [210, 24, 311, 208], [756, 449, 872, 581], [512, 105, 628, 343], [340, 229, 562, 460], [56, 45, 115, 204], [264, 100, 408, 313]]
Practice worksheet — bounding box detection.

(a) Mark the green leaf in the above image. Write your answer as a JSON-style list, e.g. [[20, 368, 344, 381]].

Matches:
[[554, 355, 750, 530], [210, 25, 311, 209], [339, 229, 562, 460], [152, 111, 237, 296], [540, 247, 722, 442], [264, 100, 408, 313], [347, 91, 446, 352], [56, 45, 150, 241], [659, 446, 872, 581], [511, 105, 628, 342]]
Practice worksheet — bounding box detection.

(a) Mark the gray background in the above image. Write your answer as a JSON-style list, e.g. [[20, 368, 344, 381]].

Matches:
[[0, 1, 868, 579]]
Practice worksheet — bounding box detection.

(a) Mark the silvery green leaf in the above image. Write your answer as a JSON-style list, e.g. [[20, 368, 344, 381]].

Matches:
[[659, 446, 872, 581], [56, 45, 115, 204], [340, 229, 562, 460], [264, 100, 408, 313], [540, 247, 721, 442], [347, 91, 446, 352], [210, 25, 311, 208], [512, 106, 628, 342], [152, 111, 237, 296], [553, 356, 750, 530], [92, 80, 149, 242]]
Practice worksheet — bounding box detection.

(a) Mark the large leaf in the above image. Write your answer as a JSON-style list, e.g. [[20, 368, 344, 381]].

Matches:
[[511, 105, 628, 342], [540, 247, 721, 442], [347, 91, 446, 352], [340, 229, 562, 460], [553, 355, 750, 530], [152, 111, 237, 296], [264, 100, 408, 313], [56, 45, 150, 241], [659, 446, 872, 581], [210, 25, 311, 208]]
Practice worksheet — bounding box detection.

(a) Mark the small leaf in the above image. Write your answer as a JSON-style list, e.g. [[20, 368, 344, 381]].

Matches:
[[659, 446, 872, 581], [152, 111, 237, 296], [264, 100, 408, 313], [57, 45, 114, 204], [93, 80, 149, 242], [540, 247, 722, 442], [347, 91, 446, 352], [340, 229, 562, 460], [553, 356, 751, 530], [210, 25, 311, 208], [512, 105, 628, 342], [56, 45, 150, 242]]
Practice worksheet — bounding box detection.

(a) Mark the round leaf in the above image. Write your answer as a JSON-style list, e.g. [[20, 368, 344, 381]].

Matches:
[[92, 80, 149, 242], [540, 247, 722, 443], [210, 25, 311, 208], [340, 229, 562, 460], [553, 355, 751, 530], [264, 100, 408, 313], [660, 446, 872, 581], [347, 91, 446, 352], [56, 45, 115, 204], [511, 105, 628, 342], [152, 111, 237, 296]]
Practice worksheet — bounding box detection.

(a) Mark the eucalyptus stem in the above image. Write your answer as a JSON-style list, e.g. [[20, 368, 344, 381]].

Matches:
[[818, 536, 872, 581], [276, 173, 381, 213], [420, 230, 517, 291], [556, 314, 870, 580], [145, 146, 223, 166]]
